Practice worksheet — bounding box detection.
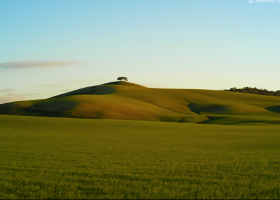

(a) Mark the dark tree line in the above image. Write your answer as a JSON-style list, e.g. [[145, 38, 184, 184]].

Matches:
[[224, 87, 280, 97]]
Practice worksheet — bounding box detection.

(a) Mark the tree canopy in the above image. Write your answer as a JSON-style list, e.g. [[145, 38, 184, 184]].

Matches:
[[117, 77, 128, 81], [224, 87, 280, 97]]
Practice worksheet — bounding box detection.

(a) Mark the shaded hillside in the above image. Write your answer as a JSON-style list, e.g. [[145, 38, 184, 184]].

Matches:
[[1, 81, 280, 125], [224, 87, 280, 97], [51, 81, 143, 98]]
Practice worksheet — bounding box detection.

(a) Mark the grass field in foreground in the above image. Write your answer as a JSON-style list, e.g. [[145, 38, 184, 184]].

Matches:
[[1, 115, 280, 199]]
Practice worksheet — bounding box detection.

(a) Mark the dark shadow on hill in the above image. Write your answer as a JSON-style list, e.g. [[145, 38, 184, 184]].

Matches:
[[29, 100, 78, 111], [51, 85, 115, 98], [187, 103, 229, 115], [200, 116, 226, 124], [266, 105, 280, 114], [0, 103, 80, 118], [50, 81, 144, 98]]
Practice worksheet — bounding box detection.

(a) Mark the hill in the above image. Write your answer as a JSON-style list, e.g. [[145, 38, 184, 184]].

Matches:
[[1, 81, 280, 125], [51, 81, 144, 98]]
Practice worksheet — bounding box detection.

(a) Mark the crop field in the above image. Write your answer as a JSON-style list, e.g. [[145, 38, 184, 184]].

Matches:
[[1, 115, 280, 199]]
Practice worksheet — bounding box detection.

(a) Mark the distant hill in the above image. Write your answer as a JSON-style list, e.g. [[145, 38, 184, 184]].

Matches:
[[1, 81, 280, 125], [224, 87, 280, 97]]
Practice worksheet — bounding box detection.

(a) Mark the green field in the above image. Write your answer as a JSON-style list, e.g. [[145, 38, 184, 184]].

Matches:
[[1, 115, 280, 199]]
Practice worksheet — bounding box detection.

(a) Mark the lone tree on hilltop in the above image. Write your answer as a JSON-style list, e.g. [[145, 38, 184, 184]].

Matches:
[[117, 77, 128, 81]]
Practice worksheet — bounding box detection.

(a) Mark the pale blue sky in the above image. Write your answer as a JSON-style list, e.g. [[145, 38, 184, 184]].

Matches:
[[1, 0, 280, 103]]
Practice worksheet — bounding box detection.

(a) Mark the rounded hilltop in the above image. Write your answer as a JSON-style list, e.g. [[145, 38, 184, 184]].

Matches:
[[102, 81, 144, 87], [49, 81, 144, 98]]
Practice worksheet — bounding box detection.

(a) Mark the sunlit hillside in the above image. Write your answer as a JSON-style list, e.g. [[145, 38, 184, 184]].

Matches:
[[1, 81, 280, 125]]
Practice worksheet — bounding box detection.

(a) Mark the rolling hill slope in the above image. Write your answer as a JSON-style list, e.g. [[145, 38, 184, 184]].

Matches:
[[1, 81, 280, 125]]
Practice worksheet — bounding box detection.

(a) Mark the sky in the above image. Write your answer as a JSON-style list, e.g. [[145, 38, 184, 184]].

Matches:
[[1, 0, 280, 103]]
